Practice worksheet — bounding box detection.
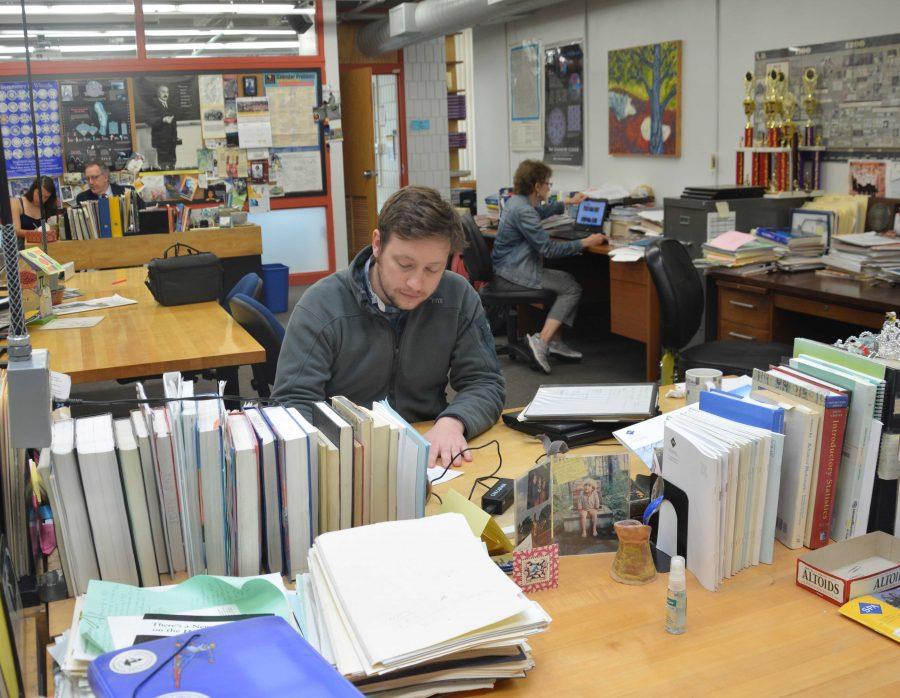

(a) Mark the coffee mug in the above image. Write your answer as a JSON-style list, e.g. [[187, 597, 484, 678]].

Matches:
[[685, 368, 723, 405]]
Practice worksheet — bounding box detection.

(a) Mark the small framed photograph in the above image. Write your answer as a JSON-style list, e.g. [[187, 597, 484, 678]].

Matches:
[[242, 76, 257, 97], [790, 208, 833, 248]]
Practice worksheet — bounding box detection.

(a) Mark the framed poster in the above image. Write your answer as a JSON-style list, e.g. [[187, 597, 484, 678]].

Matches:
[[134, 75, 202, 171], [0, 81, 63, 178], [544, 43, 584, 166], [58, 78, 133, 173], [509, 43, 541, 151]]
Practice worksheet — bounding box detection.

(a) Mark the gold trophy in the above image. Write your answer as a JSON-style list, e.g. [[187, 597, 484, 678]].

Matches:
[[763, 69, 779, 131], [742, 71, 756, 133], [802, 67, 819, 135], [801, 67, 822, 189]]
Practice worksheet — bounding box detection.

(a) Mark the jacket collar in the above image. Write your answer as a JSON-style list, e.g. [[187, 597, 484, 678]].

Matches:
[[345, 244, 448, 314]]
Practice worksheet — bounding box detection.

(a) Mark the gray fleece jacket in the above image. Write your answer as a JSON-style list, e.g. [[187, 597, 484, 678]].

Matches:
[[271, 246, 505, 437]]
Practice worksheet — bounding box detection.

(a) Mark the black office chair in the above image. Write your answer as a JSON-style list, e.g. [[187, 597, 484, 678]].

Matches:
[[230, 293, 286, 399], [645, 238, 790, 379], [459, 213, 556, 364]]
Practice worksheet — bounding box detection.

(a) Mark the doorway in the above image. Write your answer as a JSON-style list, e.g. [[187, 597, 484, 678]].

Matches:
[[372, 74, 402, 214]]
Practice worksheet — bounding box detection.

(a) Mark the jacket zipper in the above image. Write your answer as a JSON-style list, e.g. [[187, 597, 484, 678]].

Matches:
[[388, 320, 400, 406]]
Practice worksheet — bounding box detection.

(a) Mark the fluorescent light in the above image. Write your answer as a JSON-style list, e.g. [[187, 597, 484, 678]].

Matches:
[[146, 40, 299, 51], [0, 5, 136, 15], [58, 44, 137, 52], [144, 28, 297, 37], [143, 4, 314, 15], [0, 30, 137, 39]]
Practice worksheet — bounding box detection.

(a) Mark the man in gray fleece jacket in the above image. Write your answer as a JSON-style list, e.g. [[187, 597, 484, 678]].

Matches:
[[272, 186, 505, 468]]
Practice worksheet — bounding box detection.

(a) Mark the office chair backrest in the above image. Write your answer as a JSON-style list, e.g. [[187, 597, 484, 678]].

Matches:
[[645, 238, 705, 350], [225, 272, 263, 314], [459, 213, 494, 284], [230, 293, 286, 392]]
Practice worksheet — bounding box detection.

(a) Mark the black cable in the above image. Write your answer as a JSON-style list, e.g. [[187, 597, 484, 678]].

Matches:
[[426, 439, 504, 504]]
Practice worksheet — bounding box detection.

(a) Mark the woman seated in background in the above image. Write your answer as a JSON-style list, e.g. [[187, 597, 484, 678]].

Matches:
[[9, 176, 58, 248], [491, 159, 606, 373]]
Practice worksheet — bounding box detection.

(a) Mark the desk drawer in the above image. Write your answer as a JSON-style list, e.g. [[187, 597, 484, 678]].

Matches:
[[718, 319, 772, 343], [773, 294, 885, 329], [718, 286, 772, 330]]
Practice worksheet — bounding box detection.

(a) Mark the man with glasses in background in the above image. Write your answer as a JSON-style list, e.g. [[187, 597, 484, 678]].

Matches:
[[76, 161, 141, 205]]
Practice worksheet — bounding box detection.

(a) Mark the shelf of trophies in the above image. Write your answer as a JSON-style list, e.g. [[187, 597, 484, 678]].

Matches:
[[733, 66, 826, 196]]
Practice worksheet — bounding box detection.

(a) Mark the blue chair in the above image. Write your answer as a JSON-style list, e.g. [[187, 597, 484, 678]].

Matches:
[[229, 293, 286, 399], [224, 272, 263, 314]]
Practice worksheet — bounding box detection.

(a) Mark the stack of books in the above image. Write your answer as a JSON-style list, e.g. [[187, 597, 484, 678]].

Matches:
[[701, 230, 778, 268], [45, 372, 430, 596], [823, 232, 900, 277], [304, 513, 549, 694], [754, 227, 827, 272], [60, 190, 141, 240], [447, 93, 466, 120], [448, 132, 468, 149]]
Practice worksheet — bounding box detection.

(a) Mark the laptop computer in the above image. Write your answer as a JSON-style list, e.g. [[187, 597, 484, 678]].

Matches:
[[551, 199, 608, 240]]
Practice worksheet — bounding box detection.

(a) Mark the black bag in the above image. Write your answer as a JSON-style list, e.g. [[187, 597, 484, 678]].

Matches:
[[145, 243, 223, 306]]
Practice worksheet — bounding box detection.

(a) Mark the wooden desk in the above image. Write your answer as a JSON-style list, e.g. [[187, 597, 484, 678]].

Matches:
[[481, 229, 661, 381], [34, 225, 262, 272], [425, 388, 898, 695], [29, 267, 265, 383], [708, 268, 896, 345]]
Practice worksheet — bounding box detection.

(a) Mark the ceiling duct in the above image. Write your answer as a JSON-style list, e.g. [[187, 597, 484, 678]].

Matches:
[[357, 0, 570, 56]]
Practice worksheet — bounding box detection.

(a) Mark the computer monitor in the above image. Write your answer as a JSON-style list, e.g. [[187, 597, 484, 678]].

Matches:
[[575, 199, 607, 230]]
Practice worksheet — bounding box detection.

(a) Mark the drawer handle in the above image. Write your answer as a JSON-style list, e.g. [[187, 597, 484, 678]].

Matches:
[[728, 331, 755, 341], [729, 300, 756, 310]]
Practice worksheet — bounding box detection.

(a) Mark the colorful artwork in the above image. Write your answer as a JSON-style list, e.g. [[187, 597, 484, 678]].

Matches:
[[544, 43, 584, 166], [608, 40, 681, 156], [512, 544, 559, 593], [849, 160, 886, 197]]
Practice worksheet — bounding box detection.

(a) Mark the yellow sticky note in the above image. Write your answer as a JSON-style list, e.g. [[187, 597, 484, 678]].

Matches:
[[441, 489, 513, 555]]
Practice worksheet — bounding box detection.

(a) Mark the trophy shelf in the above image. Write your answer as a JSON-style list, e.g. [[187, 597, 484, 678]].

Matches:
[[736, 146, 791, 153]]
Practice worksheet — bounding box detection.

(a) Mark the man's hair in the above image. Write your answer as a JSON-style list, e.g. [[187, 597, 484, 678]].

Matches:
[[513, 159, 552, 196], [84, 160, 110, 176], [378, 186, 465, 253]]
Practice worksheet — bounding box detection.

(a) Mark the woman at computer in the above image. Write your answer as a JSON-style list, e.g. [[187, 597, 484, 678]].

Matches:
[[9, 176, 58, 249], [491, 159, 606, 373]]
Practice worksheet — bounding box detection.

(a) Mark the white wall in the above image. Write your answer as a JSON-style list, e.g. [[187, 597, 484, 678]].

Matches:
[[473, 0, 900, 211], [404, 37, 452, 201]]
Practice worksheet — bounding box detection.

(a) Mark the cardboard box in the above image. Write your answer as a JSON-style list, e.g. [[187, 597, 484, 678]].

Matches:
[[796, 532, 900, 605]]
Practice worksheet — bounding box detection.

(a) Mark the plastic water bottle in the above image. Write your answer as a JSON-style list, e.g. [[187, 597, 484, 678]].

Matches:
[[666, 555, 686, 634]]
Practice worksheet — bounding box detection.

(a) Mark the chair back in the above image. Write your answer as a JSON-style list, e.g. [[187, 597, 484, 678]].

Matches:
[[225, 272, 263, 314], [459, 213, 494, 284], [230, 293, 285, 396], [645, 238, 705, 350]]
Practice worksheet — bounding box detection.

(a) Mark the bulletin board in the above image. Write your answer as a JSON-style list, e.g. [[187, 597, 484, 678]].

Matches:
[[755, 33, 900, 161]]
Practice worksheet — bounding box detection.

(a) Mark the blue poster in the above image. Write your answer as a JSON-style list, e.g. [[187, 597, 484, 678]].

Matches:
[[0, 80, 64, 178]]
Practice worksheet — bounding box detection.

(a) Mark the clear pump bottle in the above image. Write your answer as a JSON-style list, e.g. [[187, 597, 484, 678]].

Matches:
[[666, 555, 686, 634]]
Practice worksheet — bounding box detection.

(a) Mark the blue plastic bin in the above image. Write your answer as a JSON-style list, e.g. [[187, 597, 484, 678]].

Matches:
[[260, 263, 290, 314]]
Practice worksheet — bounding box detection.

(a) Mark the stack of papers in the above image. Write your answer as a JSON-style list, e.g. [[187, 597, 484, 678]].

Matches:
[[521, 383, 658, 422], [702, 231, 779, 267], [304, 514, 550, 694], [824, 233, 900, 276]]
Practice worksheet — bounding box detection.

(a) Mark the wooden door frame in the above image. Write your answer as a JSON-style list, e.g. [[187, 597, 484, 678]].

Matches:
[[369, 64, 408, 188]]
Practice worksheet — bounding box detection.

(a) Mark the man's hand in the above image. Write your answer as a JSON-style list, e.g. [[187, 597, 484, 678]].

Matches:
[[163, 115, 174, 124], [424, 417, 472, 469]]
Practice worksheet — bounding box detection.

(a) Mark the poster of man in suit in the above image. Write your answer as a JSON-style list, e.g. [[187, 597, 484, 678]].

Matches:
[[134, 75, 201, 170]]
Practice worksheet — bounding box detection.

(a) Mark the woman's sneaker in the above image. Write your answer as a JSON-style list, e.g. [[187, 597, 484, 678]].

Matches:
[[548, 340, 583, 361], [526, 334, 552, 374]]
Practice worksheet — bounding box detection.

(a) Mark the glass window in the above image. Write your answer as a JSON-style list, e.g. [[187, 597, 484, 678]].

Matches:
[[142, 1, 317, 59], [0, 2, 138, 61]]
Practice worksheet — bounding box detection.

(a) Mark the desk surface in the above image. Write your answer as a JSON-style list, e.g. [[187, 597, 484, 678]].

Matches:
[[425, 389, 899, 695], [29, 267, 265, 383], [709, 268, 898, 313], [46, 389, 899, 695]]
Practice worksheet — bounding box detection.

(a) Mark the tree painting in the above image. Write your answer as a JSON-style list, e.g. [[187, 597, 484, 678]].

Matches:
[[608, 40, 681, 156]]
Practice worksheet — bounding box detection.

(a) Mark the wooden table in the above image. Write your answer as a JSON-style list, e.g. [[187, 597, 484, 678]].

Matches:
[[423, 388, 899, 695], [34, 225, 262, 272], [707, 268, 897, 345], [29, 267, 265, 383]]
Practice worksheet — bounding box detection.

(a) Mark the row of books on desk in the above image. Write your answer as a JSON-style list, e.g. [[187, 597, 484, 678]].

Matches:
[[43, 372, 430, 597], [639, 338, 899, 592], [57, 190, 142, 240]]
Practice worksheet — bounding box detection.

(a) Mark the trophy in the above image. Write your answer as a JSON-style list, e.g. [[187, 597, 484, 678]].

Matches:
[[737, 71, 757, 186], [763, 69, 779, 131], [800, 67, 822, 190], [781, 90, 798, 190]]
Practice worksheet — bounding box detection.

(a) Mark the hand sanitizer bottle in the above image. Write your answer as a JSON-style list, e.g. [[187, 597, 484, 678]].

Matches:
[[666, 555, 686, 635]]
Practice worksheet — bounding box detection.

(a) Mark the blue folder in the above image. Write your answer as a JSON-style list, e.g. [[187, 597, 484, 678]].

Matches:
[[701, 389, 785, 433], [88, 616, 361, 697]]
